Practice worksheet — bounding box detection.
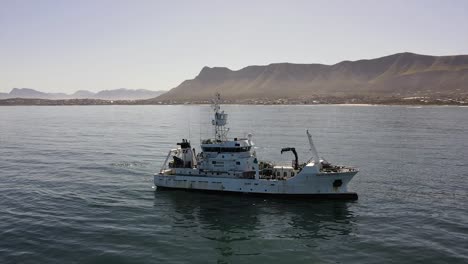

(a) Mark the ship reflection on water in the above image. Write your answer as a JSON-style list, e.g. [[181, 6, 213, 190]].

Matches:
[[154, 190, 356, 262]]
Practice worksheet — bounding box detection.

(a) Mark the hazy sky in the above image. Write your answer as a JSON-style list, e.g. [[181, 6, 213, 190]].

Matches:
[[1, 0, 468, 93]]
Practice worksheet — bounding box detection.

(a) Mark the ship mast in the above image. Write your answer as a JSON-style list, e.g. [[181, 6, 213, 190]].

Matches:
[[211, 93, 229, 141], [306, 130, 322, 170]]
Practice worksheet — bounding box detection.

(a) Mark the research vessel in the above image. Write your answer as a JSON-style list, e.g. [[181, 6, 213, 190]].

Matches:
[[154, 94, 358, 199]]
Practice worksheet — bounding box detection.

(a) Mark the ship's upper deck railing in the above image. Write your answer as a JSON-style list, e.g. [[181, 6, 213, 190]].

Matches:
[[201, 138, 249, 145]]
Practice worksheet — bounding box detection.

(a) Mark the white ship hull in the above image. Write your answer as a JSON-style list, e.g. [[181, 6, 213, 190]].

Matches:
[[154, 163, 358, 200]]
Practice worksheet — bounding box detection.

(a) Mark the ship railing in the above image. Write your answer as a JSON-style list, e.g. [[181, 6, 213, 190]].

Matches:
[[159, 149, 178, 173], [159, 169, 176, 176], [201, 137, 248, 144], [320, 166, 358, 173]]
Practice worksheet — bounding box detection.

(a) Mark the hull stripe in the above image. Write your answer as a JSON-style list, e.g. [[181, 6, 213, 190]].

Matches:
[[155, 185, 358, 200]]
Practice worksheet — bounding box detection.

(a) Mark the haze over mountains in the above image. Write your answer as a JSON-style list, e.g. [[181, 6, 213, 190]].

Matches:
[[2, 52, 467, 104], [0, 88, 165, 100], [156, 52, 468, 102]]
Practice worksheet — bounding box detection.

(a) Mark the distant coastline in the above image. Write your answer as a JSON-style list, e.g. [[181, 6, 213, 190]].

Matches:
[[1, 96, 466, 106], [0, 88, 165, 101]]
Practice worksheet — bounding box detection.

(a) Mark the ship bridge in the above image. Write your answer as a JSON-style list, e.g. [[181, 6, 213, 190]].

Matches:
[[201, 138, 252, 153]]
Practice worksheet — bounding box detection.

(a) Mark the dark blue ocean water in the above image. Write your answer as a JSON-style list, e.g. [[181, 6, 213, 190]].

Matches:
[[1, 105, 467, 263]]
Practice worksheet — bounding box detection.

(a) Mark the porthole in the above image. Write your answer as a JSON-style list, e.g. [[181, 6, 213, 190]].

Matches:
[[333, 179, 343, 187]]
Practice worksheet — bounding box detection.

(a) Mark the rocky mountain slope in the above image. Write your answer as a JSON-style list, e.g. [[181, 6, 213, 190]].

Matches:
[[155, 52, 468, 102]]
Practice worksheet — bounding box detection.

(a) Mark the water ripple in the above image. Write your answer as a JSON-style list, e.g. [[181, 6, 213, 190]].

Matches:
[[1, 105, 468, 263]]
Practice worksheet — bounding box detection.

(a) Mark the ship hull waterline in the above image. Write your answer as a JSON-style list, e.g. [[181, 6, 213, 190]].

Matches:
[[155, 185, 358, 200], [153, 171, 359, 200]]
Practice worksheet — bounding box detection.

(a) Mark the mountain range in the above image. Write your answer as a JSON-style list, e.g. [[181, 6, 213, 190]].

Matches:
[[0, 88, 166, 100], [155, 52, 468, 102], [2, 52, 467, 104]]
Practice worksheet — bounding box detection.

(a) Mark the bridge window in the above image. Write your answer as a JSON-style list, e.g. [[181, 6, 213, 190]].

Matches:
[[202, 146, 251, 153]]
